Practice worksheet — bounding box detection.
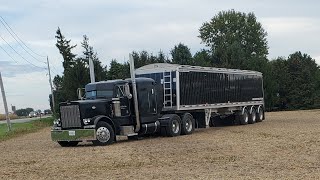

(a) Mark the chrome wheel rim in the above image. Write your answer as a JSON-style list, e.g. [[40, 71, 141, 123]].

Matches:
[[244, 112, 248, 123], [259, 110, 263, 120], [96, 127, 110, 143], [185, 119, 193, 132], [252, 110, 256, 122], [172, 120, 180, 134]]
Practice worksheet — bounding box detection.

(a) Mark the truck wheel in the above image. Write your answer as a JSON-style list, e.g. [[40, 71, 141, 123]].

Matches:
[[248, 107, 257, 124], [163, 114, 181, 137], [256, 107, 264, 122], [181, 113, 195, 135], [92, 121, 115, 146], [239, 108, 249, 125], [57, 141, 79, 147]]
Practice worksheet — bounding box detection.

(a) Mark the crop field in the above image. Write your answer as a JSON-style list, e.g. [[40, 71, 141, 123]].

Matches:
[[0, 114, 19, 121], [0, 110, 320, 179]]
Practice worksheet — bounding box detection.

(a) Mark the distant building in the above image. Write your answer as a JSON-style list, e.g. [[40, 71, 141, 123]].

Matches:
[[11, 105, 16, 114]]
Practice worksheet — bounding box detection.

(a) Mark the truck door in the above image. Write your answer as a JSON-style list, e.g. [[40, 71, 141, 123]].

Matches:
[[115, 85, 130, 116]]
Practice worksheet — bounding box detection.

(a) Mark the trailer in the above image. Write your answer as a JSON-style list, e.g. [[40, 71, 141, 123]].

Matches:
[[51, 56, 265, 147], [136, 63, 265, 127]]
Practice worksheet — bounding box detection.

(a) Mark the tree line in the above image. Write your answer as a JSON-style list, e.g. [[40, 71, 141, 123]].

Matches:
[[50, 10, 320, 113]]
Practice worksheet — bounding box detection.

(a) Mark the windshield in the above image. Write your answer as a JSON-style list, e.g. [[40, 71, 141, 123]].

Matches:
[[86, 90, 113, 99]]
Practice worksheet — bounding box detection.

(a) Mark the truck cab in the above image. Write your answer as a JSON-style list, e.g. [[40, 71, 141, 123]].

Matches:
[[51, 78, 163, 146]]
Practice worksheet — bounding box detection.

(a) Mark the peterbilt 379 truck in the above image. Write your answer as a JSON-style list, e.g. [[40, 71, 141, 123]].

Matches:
[[51, 55, 265, 146]]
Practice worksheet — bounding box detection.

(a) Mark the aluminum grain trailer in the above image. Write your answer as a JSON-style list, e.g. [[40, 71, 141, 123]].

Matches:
[[136, 63, 265, 127]]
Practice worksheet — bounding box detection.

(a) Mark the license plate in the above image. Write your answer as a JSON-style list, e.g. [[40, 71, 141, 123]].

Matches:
[[68, 131, 75, 136]]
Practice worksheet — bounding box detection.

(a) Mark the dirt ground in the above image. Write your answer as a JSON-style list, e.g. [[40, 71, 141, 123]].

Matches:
[[1, 110, 320, 179]]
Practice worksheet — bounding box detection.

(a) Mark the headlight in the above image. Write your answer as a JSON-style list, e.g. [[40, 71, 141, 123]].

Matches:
[[53, 119, 61, 126], [83, 118, 91, 125]]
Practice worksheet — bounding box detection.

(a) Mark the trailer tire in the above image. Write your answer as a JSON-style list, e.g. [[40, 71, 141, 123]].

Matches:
[[256, 107, 264, 122], [57, 141, 79, 147], [163, 114, 181, 137], [239, 108, 249, 125], [248, 107, 257, 124], [181, 113, 195, 135], [92, 121, 115, 146]]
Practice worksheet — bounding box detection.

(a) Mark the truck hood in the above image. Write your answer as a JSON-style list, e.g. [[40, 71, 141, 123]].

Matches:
[[60, 99, 112, 119]]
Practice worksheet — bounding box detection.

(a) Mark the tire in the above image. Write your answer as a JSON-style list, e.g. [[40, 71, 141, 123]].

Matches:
[[239, 108, 249, 125], [92, 121, 115, 146], [181, 113, 195, 135], [163, 114, 181, 137], [256, 107, 264, 122], [57, 141, 79, 147], [248, 107, 257, 124]]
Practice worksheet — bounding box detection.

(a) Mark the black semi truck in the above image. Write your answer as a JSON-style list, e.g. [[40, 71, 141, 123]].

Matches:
[[51, 56, 265, 146]]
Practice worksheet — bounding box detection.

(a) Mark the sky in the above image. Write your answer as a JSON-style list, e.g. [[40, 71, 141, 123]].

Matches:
[[0, 0, 319, 114]]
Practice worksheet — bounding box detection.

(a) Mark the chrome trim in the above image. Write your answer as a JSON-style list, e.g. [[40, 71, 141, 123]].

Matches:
[[60, 105, 81, 128], [84, 125, 95, 129]]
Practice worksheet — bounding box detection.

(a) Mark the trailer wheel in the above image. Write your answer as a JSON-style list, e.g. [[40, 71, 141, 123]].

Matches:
[[57, 141, 79, 147], [239, 108, 249, 125], [163, 114, 181, 137], [256, 107, 264, 122], [248, 107, 257, 124], [92, 121, 115, 146], [181, 113, 195, 135]]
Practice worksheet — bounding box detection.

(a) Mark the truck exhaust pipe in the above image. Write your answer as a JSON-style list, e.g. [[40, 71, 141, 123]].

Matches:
[[129, 54, 140, 133]]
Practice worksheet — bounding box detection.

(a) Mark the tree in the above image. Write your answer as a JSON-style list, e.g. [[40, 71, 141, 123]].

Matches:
[[285, 52, 319, 109], [193, 49, 212, 66], [55, 27, 77, 70], [53, 30, 108, 113], [81, 35, 107, 82], [15, 108, 34, 116], [199, 10, 268, 69], [170, 43, 193, 65], [107, 60, 128, 80]]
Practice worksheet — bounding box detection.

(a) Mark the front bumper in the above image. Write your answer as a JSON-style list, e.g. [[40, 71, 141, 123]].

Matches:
[[51, 128, 96, 141]]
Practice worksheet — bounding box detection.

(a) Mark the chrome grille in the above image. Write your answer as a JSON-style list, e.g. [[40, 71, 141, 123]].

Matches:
[[60, 105, 82, 128]]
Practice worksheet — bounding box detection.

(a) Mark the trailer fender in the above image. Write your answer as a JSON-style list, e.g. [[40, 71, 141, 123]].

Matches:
[[241, 106, 248, 115], [257, 105, 262, 113], [249, 106, 254, 114]]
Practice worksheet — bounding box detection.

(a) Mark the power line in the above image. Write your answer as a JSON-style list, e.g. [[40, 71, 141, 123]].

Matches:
[[0, 34, 46, 70], [0, 18, 46, 64], [0, 16, 46, 58], [0, 43, 19, 64], [0, 43, 37, 75]]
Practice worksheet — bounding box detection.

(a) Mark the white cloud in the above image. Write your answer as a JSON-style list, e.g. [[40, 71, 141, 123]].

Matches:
[[1, 0, 320, 113], [0, 71, 51, 113], [313, 56, 320, 65], [261, 17, 320, 34]]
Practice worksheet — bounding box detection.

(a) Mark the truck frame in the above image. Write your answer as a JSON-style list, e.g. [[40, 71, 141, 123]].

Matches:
[[51, 55, 265, 146]]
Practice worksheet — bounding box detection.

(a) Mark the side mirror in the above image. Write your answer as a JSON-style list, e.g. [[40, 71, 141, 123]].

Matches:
[[77, 88, 85, 100], [124, 83, 132, 99]]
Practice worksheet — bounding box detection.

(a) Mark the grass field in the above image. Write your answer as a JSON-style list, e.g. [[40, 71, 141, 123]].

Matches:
[[0, 117, 53, 142]]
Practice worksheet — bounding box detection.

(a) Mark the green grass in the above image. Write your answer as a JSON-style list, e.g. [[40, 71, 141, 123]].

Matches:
[[0, 117, 54, 142]]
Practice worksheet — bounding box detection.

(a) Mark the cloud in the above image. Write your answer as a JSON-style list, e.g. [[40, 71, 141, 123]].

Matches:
[[261, 17, 320, 34], [1, 0, 320, 113], [0, 61, 45, 77], [313, 56, 320, 66]]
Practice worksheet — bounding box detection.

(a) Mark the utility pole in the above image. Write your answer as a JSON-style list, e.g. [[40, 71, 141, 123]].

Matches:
[[89, 56, 95, 83], [0, 72, 11, 131], [47, 56, 55, 113]]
